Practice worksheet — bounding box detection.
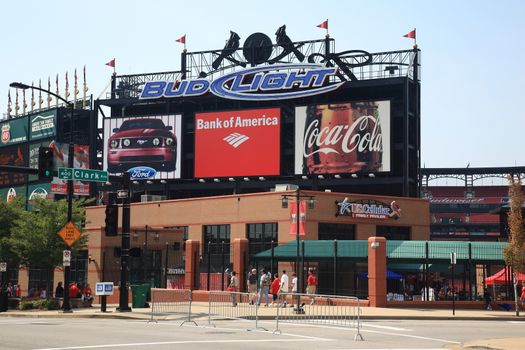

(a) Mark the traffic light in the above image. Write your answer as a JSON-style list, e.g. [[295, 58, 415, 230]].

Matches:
[[38, 146, 54, 181], [104, 204, 118, 236]]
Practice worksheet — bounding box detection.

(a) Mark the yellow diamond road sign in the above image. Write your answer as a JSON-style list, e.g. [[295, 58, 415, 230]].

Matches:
[[58, 222, 81, 247]]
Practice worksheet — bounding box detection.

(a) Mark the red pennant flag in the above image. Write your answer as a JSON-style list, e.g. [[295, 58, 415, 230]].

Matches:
[[105, 58, 116, 68], [317, 20, 328, 30], [403, 29, 416, 39], [176, 35, 186, 44]]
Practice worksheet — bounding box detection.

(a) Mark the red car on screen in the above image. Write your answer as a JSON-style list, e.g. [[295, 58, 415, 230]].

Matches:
[[107, 118, 177, 172]]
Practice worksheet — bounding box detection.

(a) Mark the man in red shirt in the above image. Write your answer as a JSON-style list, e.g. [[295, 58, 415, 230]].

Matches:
[[306, 270, 318, 305], [69, 282, 80, 299]]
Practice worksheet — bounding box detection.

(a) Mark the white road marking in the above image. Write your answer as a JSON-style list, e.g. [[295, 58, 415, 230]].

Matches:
[[33, 338, 330, 350], [507, 321, 525, 323], [321, 348, 445, 350], [361, 329, 461, 344], [361, 324, 411, 331]]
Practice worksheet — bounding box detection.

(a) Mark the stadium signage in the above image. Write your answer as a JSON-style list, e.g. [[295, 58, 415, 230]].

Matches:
[[335, 198, 402, 220], [127, 166, 157, 180], [140, 64, 343, 101]]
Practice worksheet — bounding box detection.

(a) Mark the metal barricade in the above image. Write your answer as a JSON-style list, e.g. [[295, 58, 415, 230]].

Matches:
[[207, 291, 266, 330], [150, 288, 196, 326], [274, 292, 363, 341]]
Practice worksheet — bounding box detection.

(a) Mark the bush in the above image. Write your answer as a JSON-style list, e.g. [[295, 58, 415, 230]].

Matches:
[[18, 298, 61, 310], [19, 300, 34, 310]]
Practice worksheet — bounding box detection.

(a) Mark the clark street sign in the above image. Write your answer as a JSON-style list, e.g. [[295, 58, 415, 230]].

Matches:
[[58, 168, 108, 182]]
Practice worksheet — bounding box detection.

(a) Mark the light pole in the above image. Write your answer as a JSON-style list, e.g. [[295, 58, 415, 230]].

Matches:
[[10, 82, 75, 313], [281, 189, 314, 307]]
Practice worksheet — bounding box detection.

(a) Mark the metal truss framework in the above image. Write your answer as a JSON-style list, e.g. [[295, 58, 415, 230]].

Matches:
[[421, 167, 525, 190], [105, 37, 419, 100]]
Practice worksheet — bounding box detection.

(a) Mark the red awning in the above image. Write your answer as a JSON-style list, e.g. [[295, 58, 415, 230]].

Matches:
[[486, 268, 525, 285]]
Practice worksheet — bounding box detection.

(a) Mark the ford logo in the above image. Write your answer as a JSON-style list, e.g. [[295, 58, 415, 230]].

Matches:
[[128, 166, 157, 180]]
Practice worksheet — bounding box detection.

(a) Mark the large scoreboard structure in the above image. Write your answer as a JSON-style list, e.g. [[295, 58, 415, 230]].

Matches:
[[95, 28, 421, 200]]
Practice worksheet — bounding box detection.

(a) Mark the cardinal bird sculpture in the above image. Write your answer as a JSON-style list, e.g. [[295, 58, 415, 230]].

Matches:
[[212, 31, 241, 70], [275, 25, 304, 62]]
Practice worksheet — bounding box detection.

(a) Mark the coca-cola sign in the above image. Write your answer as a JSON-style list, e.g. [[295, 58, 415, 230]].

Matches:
[[295, 101, 390, 174]]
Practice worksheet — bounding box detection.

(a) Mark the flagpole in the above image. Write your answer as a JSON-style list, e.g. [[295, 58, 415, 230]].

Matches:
[[326, 19, 329, 38]]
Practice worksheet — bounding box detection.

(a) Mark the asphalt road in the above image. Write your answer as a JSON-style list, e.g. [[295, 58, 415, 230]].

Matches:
[[0, 317, 523, 350]]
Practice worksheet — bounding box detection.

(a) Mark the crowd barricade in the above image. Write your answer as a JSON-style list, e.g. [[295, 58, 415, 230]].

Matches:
[[274, 292, 364, 341], [207, 291, 266, 330], [150, 288, 196, 326]]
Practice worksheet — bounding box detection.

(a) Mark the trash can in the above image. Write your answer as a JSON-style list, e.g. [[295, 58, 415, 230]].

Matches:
[[0, 291, 8, 312], [131, 284, 150, 308]]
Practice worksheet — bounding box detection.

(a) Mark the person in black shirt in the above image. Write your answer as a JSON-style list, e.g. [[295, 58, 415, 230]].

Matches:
[[55, 282, 64, 298]]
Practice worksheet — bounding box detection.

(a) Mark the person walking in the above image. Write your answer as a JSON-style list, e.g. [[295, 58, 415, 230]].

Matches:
[[229, 271, 239, 306], [306, 269, 318, 305], [483, 288, 492, 310], [247, 269, 258, 305], [257, 269, 270, 307], [279, 270, 289, 307], [270, 273, 281, 306]]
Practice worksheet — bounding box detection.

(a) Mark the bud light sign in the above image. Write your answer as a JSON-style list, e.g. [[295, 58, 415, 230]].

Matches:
[[128, 166, 157, 180], [140, 64, 342, 101], [295, 101, 391, 175]]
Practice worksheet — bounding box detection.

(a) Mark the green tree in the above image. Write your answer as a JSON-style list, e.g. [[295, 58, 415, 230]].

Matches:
[[503, 175, 525, 316], [0, 196, 26, 284], [8, 197, 89, 295]]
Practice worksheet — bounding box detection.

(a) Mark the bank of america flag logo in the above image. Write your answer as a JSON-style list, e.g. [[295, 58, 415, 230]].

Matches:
[[223, 133, 249, 148]]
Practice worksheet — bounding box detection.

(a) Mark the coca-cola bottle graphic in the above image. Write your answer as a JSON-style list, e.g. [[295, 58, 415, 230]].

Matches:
[[302, 102, 383, 174]]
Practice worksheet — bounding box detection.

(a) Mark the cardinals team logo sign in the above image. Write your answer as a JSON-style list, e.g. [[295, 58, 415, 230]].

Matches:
[[335, 197, 401, 220], [1, 124, 10, 144]]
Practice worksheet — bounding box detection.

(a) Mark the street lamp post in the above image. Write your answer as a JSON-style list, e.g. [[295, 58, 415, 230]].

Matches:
[[10, 82, 75, 313], [281, 189, 314, 310]]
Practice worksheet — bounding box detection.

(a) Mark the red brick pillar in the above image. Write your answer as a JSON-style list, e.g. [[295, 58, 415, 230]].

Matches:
[[184, 240, 201, 290], [368, 236, 387, 307], [232, 238, 248, 292]]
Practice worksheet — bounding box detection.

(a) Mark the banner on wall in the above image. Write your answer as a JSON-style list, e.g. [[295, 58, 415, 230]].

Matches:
[[29, 110, 56, 140], [195, 108, 280, 177], [1, 117, 28, 147], [0, 186, 26, 202], [0, 144, 28, 186], [50, 142, 90, 196], [103, 115, 182, 180], [295, 101, 390, 174], [289, 201, 306, 236]]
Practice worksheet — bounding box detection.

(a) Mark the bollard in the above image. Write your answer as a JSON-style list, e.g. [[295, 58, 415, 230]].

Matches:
[[101, 295, 107, 313]]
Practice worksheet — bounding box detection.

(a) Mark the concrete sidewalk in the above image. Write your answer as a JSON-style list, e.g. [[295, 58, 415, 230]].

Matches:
[[1, 304, 524, 350]]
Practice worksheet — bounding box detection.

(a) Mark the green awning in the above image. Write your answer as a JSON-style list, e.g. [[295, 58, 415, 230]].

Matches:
[[254, 240, 508, 263]]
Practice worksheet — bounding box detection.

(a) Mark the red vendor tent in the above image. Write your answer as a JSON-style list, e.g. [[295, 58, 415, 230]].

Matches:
[[485, 268, 525, 285]]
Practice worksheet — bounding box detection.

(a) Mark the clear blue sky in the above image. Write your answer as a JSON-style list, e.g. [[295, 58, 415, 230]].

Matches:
[[1, 0, 524, 168]]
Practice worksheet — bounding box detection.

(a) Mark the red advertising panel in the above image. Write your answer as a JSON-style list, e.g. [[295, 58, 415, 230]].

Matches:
[[195, 108, 280, 177], [50, 143, 90, 196]]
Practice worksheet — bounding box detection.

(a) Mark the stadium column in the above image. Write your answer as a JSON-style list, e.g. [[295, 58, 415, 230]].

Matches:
[[232, 238, 248, 292], [184, 240, 201, 290], [368, 236, 387, 307]]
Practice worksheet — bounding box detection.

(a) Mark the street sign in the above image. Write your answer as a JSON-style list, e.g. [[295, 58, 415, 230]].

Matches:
[[95, 282, 114, 296], [117, 190, 129, 199], [58, 167, 73, 180], [57, 221, 82, 247], [63, 250, 71, 262], [0, 262, 6, 272], [58, 168, 108, 182], [72, 168, 108, 182]]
